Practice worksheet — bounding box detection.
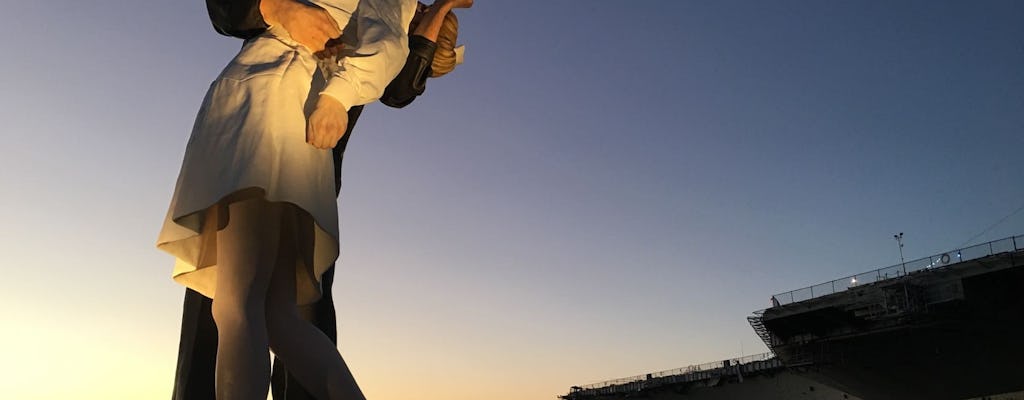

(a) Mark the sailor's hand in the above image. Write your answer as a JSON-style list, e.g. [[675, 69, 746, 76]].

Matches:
[[307, 95, 349, 149], [261, 0, 341, 53], [315, 38, 345, 61]]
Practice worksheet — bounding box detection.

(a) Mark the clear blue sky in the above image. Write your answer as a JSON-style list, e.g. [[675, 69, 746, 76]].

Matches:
[[1, 1, 1022, 399]]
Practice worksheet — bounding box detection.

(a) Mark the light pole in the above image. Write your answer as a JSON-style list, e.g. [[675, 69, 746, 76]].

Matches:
[[894, 232, 905, 272]]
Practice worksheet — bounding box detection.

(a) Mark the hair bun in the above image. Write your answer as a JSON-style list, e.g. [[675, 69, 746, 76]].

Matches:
[[431, 11, 460, 77]]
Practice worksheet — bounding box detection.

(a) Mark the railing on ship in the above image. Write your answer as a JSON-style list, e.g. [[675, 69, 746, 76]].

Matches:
[[771, 234, 1024, 307], [570, 352, 776, 394]]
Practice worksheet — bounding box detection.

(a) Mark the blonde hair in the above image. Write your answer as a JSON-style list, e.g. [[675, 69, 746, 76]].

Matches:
[[430, 11, 460, 77]]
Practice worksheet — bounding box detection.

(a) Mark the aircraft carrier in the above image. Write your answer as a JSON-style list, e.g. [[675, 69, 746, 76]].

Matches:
[[561, 234, 1024, 400]]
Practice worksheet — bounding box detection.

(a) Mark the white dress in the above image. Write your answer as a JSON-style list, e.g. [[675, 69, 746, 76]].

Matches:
[[156, 0, 415, 305]]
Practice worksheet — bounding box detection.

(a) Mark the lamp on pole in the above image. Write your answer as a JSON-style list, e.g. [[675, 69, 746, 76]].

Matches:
[[894, 232, 905, 272]]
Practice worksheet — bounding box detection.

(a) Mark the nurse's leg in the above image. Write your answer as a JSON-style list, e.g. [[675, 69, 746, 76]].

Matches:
[[271, 265, 337, 400], [266, 206, 365, 400], [211, 198, 282, 400]]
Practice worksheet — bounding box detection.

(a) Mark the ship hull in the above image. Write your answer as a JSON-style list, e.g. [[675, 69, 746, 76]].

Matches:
[[628, 371, 857, 400]]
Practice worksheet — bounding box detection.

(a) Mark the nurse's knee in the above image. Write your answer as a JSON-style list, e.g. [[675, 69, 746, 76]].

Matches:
[[212, 295, 265, 333]]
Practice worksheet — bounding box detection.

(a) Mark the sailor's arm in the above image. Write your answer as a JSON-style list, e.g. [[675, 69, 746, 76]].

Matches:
[[380, 34, 437, 108], [205, 0, 340, 52], [381, 0, 472, 108]]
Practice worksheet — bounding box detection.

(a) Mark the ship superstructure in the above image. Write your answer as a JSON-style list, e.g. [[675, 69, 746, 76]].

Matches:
[[561, 234, 1024, 400], [750, 235, 1024, 400]]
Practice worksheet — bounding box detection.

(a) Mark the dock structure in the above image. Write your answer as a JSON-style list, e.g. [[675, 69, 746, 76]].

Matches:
[[560, 353, 859, 400], [750, 235, 1024, 400]]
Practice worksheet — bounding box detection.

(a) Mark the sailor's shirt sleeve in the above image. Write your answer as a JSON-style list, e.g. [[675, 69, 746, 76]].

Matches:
[[320, 0, 411, 111], [205, 0, 269, 39], [380, 34, 437, 108]]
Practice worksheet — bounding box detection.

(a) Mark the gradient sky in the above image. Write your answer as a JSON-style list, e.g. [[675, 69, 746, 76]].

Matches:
[[2, 1, 1023, 399]]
